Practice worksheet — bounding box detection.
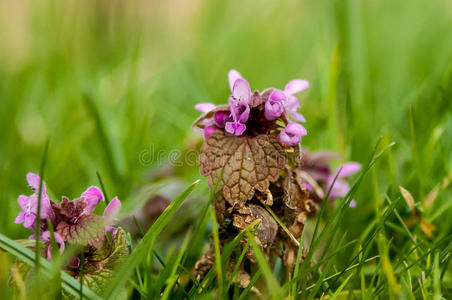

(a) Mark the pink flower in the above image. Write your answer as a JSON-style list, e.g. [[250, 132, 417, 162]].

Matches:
[[41, 231, 65, 259], [214, 111, 230, 128], [195, 103, 216, 113], [279, 122, 307, 146], [104, 197, 121, 232], [15, 173, 54, 229], [81, 186, 104, 214], [225, 122, 246, 136], [226, 78, 251, 136], [28, 231, 65, 259], [229, 98, 250, 123], [326, 162, 362, 198], [264, 90, 286, 121], [283, 79, 309, 122], [228, 69, 243, 91], [204, 125, 219, 138]]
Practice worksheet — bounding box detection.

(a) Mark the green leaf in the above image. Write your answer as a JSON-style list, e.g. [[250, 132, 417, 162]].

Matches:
[[82, 228, 129, 295]]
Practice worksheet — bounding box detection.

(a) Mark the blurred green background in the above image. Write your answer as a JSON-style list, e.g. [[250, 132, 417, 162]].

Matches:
[[0, 0, 451, 295]]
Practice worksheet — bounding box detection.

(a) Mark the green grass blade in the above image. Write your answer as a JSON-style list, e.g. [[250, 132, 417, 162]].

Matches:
[[161, 230, 192, 300], [210, 206, 224, 299], [0, 233, 102, 300], [103, 179, 199, 298], [35, 138, 50, 272], [246, 231, 283, 299]]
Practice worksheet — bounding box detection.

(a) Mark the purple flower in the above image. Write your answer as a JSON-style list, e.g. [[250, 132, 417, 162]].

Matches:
[[228, 69, 243, 91], [204, 125, 219, 138], [283, 79, 309, 122], [214, 111, 230, 128], [279, 122, 307, 146], [326, 162, 362, 198], [229, 78, 251, 104], [28, 230, 65, 259], [229, 100, 250, 123], [226, 78, 251, 136], [81, 186, 104, 214], [104, 197, 121, 232], [225, 122, 246, 136], [265, 90, 286, 121], [41, 231, 65, 259], [195, 103, 216, 113], [15, 173, 54, 229]]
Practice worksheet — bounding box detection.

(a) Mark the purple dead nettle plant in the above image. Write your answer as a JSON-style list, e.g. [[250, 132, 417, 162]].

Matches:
[[192, 70, 316, 288], [193, 70, 362, 288], [12, 173, 129, 294]]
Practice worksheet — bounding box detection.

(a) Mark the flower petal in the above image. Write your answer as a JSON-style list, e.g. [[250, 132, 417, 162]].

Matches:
[[53, 233, 65, 252], [291, 112, 306, 123], [328, 179, 350, 199], [229, 100, 250, 123], [15, 212, 25, 224], [265, 93, 285, 121], [195, 103, 216, 113], [214, 111, 231, 128], [284, 79, 309, 95], [23, 214, 35, 229], [285, 95, 301, 111], [104, 197, 121, 226], [268, 90, 286, 102], [232, 78, 251, 103], [228, 69, 242, 91], [26, 172, 42, 191], [225, 122, 246, 136], [302, 182, 314, 192], [204, 126, 219, 138], [279, 122, 307, 146], [18, 195, 29, 211], [26, 172, 47, 196], [336, 162, 362, 178], [81, 186, 104, 214]]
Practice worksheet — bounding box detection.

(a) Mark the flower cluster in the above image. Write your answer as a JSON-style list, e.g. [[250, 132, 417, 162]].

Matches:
[[15, 172, 121, 260], [194, 69, 309, 146], [298, 150, 361, 206]]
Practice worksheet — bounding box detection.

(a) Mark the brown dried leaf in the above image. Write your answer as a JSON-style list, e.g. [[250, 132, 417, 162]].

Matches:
[[199, 131, 286, 204], [248, 204, 278, 248], [193, 242, 216, 279], [420, 218, 435, 238], [399, 186, 417, 215], [232, 204, 278, 249]]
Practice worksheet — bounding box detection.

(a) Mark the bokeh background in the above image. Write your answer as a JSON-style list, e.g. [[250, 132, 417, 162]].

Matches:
[[1, 0, 452, 296]]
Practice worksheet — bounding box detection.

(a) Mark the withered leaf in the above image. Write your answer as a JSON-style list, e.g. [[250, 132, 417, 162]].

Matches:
[[200, 131, 285, 204], [248, 204, 278, 248], [232, 204, 278, 248]]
